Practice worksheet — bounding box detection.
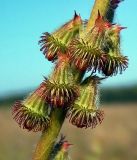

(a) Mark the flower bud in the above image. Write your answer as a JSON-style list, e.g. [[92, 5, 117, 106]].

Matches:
[[12, 83, 50, 132], [68, 11, 112, 72], [39, 11, 83, 61], [67, 76, 104, 128], [44, 54, 79, 107], [101, 25, 128, 76]]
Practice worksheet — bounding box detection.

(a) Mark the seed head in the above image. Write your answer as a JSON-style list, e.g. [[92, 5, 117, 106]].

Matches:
[[44, 55, 79, 107], [68, 38, 105, 72], [101, 25, 128, 76], [12, 83, 51, 132], [39, 11, 83, 61], [68, 12, 112, 72], [67, 76, 104, 128]]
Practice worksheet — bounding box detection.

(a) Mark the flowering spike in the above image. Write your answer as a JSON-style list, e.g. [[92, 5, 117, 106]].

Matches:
[[67, 76, 104, 128], [12, 83, 51, 132], [39, 12, 83, 61], [44, 56, 79, 107]]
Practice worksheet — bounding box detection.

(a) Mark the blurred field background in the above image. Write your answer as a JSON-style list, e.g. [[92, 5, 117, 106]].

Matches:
[[0, 87, 137, 160], [1, 0, 137, 159]]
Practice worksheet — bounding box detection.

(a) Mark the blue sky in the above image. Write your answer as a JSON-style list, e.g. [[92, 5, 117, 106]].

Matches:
[[0, 0, 137, 97]]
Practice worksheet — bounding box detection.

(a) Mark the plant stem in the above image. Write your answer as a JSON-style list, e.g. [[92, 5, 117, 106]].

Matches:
[[86, 0, 111, 32], [72, 65, 85, 83], [33, 109, 66, 160], [33, 1, 116, 159]]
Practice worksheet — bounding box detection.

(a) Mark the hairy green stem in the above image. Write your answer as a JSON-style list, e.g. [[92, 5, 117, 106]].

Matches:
[[33, 109, 66, 160], [33, 0, 116, 159]]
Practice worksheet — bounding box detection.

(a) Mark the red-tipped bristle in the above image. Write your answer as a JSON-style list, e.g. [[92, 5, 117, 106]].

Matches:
[[67, 107, 104, 129], [12, 101, 50, 132], [113, 25, 127, 33], [44, 80, 79, 108], [94, 10, 112, 31], [73, 10, 82, 23]]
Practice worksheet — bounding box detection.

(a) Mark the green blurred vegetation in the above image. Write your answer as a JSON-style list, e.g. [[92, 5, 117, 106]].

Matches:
[[101, 84, 137, 104], [0, 85, 137, 106]]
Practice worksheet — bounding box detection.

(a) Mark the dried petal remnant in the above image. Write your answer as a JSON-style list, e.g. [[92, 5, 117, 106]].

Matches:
[[67, 105, 104, 128], [12, 101, 50, 132], [44, 79, 79, 107], [101, 54, 128, 76]]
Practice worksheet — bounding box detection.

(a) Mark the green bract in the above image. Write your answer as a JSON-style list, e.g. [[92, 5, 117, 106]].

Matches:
[[39, 12, 84, 61], [44, 54, 79, 107], [67, 76, 104, 128], [12, 83, 51, 132]]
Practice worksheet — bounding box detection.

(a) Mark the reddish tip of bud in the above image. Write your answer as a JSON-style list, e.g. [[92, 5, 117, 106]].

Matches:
[[95, 11, 112, 31], [74, 10, 78, 19], [57, 52, 70, 63], [114, 25, 127, 33], [104, 22, 113, 29], [73, 10, 82, 25], [63, 141, 73, 150], [95, 10, 103, 25], [97, 10, 102, 19]]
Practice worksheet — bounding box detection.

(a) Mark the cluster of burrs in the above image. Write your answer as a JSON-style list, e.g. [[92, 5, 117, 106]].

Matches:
[[12, 7, 128, 132], [68, 11, 128, 76]]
